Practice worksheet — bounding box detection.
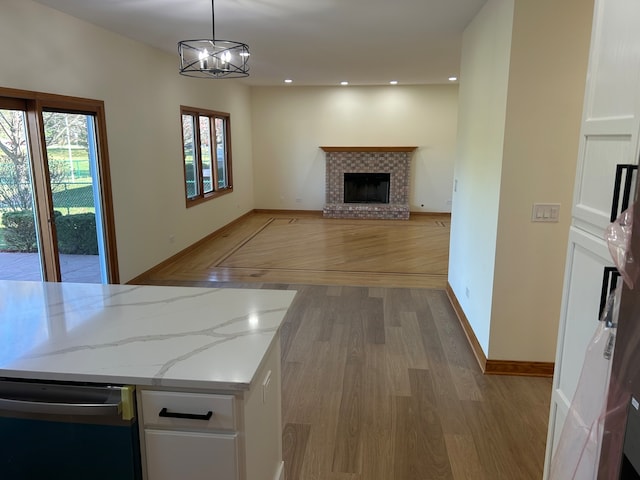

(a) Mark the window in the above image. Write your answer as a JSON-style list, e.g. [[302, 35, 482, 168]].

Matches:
[[180, 106, 233, 206]]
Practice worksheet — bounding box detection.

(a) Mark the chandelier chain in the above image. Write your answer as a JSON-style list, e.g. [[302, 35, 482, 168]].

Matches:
[[211, 0, 215, 41]]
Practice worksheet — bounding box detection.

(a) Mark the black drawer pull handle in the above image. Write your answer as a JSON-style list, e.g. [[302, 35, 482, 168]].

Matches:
[[610, 164, 638, 222], [159, 407, 213, 421], [599, 266, 620, 325]]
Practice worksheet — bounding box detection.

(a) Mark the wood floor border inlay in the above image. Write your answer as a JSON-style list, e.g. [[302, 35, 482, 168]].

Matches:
[[132, 210, 452, 288], [212, 217, 278, 266]]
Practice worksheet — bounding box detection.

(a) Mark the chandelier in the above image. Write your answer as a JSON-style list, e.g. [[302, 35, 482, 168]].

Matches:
[[178, 0, 250, 79]]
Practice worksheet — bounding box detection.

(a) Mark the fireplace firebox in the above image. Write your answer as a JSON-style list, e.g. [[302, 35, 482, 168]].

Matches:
[[344, 173, 390, 204]]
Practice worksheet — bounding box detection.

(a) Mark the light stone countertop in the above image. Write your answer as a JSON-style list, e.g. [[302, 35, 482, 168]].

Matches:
[[0, 281, 297, 391]]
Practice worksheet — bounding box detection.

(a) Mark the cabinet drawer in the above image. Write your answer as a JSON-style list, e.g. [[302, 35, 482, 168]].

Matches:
[[141, 390, 236, 430], [145, 429, 238, 480]]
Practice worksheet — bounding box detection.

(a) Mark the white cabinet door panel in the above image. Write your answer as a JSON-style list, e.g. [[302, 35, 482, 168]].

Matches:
[[584, 0, 640, 121], [574, 134, 633, 235], [545, 227, 614, 477], [555, 228, 613, 403], [145, 429, 238, 480], [571, 0, 640, 236], [547, 401, 569, 456]]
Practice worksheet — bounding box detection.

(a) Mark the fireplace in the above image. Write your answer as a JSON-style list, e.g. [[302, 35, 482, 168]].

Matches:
[[344, 173, 390, 204], [321, 146, 416, 219]]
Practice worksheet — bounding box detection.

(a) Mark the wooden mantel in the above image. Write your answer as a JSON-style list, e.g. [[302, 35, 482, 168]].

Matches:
[[320, 146, 417, 153]]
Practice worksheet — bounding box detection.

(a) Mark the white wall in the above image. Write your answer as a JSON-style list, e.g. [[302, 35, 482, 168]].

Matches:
[[250, 85, 458, 212], [490, 0, 593, 361], [0, 0, 255, 283], [448, 0, 515, 354], [449, 0, 593, 363]]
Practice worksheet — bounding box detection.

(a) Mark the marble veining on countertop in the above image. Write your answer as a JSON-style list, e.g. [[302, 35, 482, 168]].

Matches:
[[0, 281, 297, 390]]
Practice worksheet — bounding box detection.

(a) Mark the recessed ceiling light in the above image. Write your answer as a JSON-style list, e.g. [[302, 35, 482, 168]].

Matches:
[[448, 76, 458, 82], [284, 79, 293, 83], [340, 81, 349, 86], [390, 80, 398, 85]]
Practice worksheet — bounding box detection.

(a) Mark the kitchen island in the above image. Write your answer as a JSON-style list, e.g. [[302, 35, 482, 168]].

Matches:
[[0, 280, 297, 480]]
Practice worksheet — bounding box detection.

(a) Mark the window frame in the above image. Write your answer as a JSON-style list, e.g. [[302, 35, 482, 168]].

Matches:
[[180, 106, 233, 207]]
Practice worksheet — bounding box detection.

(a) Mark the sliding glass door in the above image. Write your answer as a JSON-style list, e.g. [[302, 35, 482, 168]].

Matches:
[[43, 111, 105, 282], [0, 92, 118, 283], [0, 105, 43, 281]]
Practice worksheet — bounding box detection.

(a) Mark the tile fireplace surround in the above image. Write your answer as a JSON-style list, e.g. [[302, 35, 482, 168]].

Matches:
[[321, 146, 416, 220]]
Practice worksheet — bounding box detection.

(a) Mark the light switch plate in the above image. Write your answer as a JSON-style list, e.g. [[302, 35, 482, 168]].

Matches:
[[532, 203, 560, 222]]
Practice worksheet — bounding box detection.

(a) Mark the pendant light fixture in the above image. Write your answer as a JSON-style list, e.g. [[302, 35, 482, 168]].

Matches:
[[178, 0, 250, 79]]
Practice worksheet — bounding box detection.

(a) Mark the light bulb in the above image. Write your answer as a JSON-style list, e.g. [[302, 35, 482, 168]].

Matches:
[[199, 49, 209, 70]]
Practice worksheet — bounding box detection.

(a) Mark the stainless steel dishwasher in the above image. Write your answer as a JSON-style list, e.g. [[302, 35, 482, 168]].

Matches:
[[0, 379, 142, 479]]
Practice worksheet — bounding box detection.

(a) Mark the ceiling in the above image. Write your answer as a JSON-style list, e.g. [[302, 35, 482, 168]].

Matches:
[[33, 0, 487, 86]]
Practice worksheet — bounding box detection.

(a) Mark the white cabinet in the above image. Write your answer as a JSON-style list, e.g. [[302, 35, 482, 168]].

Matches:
[[547, 227, 615, 456], [544, 0, 640, 477], [138, 337, 283, 480], [145, 430, 239, 480], [141, 391, 237, 431], [141, 391, 239, 480]]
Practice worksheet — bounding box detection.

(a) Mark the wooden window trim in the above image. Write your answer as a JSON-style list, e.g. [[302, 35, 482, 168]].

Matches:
[[180, 106, 233, 208]]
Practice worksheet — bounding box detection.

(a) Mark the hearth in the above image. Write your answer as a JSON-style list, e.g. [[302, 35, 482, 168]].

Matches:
[[321, 146, 416, 220]]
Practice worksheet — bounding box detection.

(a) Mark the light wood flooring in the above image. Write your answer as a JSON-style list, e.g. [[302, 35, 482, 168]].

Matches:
[[134, 211, 552, 480], [138, 211, 449, 289]]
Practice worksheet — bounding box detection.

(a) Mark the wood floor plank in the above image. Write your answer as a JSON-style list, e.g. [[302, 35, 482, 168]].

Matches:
[[408, 368, 454, 479], [332, 314, 365, 474], [382, 288, 415, 327], [360, 345, 397, 479], [283, 423, 311, 480], [399, 311, 431, 370], [282, 307, 324, 364], [332, 361, 364, 474], [414, 299, 473, 436], [444, 433, 488, 480], [299, 392, 343, 480], [281, 361, 304, 423], [393, 368, 454, 480], [460, 399, 525, 479], [364, 299, 385, 345]]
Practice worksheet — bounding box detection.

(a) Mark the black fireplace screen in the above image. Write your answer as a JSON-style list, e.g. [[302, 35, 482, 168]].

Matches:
[[344, 172, 390, 204]]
